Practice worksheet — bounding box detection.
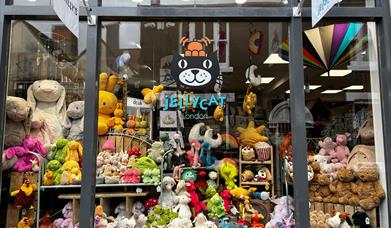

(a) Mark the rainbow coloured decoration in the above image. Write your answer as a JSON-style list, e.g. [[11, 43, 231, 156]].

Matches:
[[221, 133, 239, 150], [248, 31, 264, 55], [280, 23, 368, 74]]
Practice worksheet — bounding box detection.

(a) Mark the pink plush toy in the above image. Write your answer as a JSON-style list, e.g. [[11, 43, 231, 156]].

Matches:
[[53, 202, 73, 228], [11, 146, 33, 172], [121, 168, 141, 183], [318, 137, 337, 156], [186, 180, 206, 215], [23, 137, 46, 157], [29, 112, 54, 154], [332, 133, 351, 164], [2, 147, 18, 171]]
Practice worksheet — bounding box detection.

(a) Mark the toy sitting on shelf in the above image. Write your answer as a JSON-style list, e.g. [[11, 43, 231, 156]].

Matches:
[[10, 177, 37, 209]]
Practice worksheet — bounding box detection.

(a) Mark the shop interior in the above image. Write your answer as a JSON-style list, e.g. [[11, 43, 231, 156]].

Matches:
[[1, 20, 386, 227]]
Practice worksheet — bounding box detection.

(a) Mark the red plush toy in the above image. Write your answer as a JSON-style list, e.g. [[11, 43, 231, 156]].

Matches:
[[251, 211, 265, 228], [128, 148, 141, 156], [186, 181, 206, 215], [145, 198, 158, 209], [219, 189, 231, 213], [195, 170, 208, 188]]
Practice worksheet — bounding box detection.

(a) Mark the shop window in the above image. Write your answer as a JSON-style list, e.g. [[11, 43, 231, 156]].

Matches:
[[101, 0, 289, 7], [284, 21, 387, 226], [1, 20, 86, 227]]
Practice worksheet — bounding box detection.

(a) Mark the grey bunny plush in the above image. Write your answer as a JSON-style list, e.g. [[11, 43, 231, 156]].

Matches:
[[4, 96, 33, 148], [64, 101, 84, 141]]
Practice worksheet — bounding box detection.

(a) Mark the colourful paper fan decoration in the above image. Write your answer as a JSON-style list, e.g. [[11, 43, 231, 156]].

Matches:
[[221, 133, 240, 149], [248, 31, 264, 55], [279, 23, 368, 74]]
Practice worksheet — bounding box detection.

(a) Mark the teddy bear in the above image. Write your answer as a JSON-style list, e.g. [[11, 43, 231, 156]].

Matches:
[[64, 141, 83, 164], [352, 163, 385, 210], [173, 194, 192, 220], [112, 103, 125, 133], [63, 100, 84, 141], [310, 210, 331, 228], [148, 141, 164, 164], [102, 164, 121, 184], [329, 168, 359, 205], [318, 137, 337, 156], [27, 80, 67, 140], [332, 133, 351, 164], [241, 170, 255, 182], [98, 73, 118, 135], [312, 173, 332, 203], [4, 96, 33, 148]]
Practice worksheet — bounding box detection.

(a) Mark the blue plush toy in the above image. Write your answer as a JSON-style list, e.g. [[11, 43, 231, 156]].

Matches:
[[219, 217, 234, 228], [181, 169, 197, 181], [200, 141, 217, 168]]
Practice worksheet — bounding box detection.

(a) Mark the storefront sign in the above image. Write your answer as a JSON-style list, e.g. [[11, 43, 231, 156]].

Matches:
[[163, 94, 226, 111], [53, 0, 79, 38], [312, 0, 339, 27], [171, 37, 220, 88]]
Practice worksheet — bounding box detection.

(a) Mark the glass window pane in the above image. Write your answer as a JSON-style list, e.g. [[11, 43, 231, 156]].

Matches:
[[102, 0, 289, 7], [1, 20, 86, 227]]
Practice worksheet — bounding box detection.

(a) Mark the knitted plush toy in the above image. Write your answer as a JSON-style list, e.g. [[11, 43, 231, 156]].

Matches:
[[218, 158, 238, 190]]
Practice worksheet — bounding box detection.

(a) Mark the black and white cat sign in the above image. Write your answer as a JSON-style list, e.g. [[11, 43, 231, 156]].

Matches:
[[171, 37, 220, 88]]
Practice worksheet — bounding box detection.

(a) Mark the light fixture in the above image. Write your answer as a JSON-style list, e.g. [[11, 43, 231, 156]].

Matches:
[[285, 90, 290, 94], [264, 53, 289, 64], [343, 85, 364, 90], [132, 0, 143, 3], [285, 85, 321, 94], [321, 90, 343, 94], [321, 69, 352, 77], [261, 77, 275, 84], [235, 0, 247, 4]]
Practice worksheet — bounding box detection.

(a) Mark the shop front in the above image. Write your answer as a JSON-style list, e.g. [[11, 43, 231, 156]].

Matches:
[[0, 0, 391, 227]]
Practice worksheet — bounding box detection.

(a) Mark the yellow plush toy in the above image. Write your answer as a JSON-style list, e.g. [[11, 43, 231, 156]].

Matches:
[[237, 121, 268, 147], [98, 73, 118, 135], [243, 92, 257, 115], [43, 170, 55, 186], [112, 103, 125, 132], [65, 141, 83, 163], [214, 105, 224, 122], [141, 84, 164, 105], [61, 160, 81, 185]]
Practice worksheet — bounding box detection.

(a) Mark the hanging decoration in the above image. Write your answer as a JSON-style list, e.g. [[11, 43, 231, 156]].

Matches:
[[248, 31, 264, 55], [279, 22, 368, 74]]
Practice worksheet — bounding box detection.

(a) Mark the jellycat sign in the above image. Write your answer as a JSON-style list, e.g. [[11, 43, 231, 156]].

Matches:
[[163, 94, 226, 111], [171, 36, 220, 87]]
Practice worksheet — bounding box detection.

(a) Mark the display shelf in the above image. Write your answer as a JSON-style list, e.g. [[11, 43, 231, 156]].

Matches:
[[241, 181, 270, 186], [241, 160, 271, 165], [40, 183, 157, 190]]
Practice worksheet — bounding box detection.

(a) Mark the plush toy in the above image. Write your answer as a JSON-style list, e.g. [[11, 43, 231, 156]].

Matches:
[[254, 166, 272, 182], [4, 96, 33, 148], [312, 173, 332, 203], [237, 121, 268, 147], [112, 103, 125, 133], [12, 146, 36, 173], [206, 193, 226, 218], [279, 132, 292, 158], [204, 129, 222, 149], [142, 168, 161, 185], [53, 202, 73, 228], [159, 176, 177, 210], [173, 194, 192, 220], [141, 84, 164, 105], [187, 140, 201, 168], [207, 171, 218, 188], [318, 137, 337, 156], [60, 160, 81, 185], [63, 100, 84, 141], [2, 147, 18, 171], [214, 105, 224, 122], [175, 180, 190, 197], [27, 80, 67, 140], [218, 158, 238, 190], [255, 142, 271, 161], [243, 91, 257, 115], [30, 112, 54, 153], [49, 138, 69, 164], [347, 145, 375, 172], [101, 164, 120, 184], [219, 189, 231, 213], [186, 181, 207, 215], [241, 146, 255, 161], [352, 163, 385, 210], [200, 141, 217, 168], [65, 141, 83, 163], [10, 178, 37, 209], [329, 168, 358, 205], [45, 160, 63, 185], [310, 210, 331, 228], [17, 215, 35, 228], [358, 111, 374, 145], [98, 73, 118, 135], [120, 168, 141, 184], [195, 170, 208, 189], [39, 212, 53, 228], [23, 137, 46, 157], [241, 170, 255, 182], [327, 211, 351, 228], [331, 133, 351, 164], [193, 213, 208, 228], [148, 141, 164, 164], [168, 218, 193, 228], [181, 169, 197, 182], [126, 114, 137, 135], [352, 211, 371, 228], [265, 196, 295, 228]]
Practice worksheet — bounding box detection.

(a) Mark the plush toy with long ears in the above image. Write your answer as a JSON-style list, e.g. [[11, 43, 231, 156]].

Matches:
[[112, 103, 125, 133], [30, 112, 54, 153], [187, 140, 201, 168], [65, 141, 83, 163], [141, 84, 164, 105], [186, 181, 207, 215], [63, 100, 84, 141], [218, 158, 238, 190]]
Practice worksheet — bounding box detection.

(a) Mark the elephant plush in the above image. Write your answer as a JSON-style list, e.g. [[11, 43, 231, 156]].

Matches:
[[27, 80, 67, 140]]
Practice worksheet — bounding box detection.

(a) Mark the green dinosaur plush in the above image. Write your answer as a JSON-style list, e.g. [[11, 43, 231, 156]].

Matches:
[[207, 193, 226, 218], [50, 139, 69, 164]]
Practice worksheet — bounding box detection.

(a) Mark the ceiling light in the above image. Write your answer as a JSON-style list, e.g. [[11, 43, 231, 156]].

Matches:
[[343, 85, 364, 90], [261, 77, 275, 84], [132, 0, 143, 2], [308, 85, 321, 90], [285, 90, 290, 94], [321, 70, 352, 77], [264, 53, 289, 64], [235, 0, 247, 4], [321, 90, 343, 94]]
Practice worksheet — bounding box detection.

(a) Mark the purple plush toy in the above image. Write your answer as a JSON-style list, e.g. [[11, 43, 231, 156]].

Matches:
[[11, 146, 32, 172], [265, 196, 295, 228], [53, 202, 73, 228]]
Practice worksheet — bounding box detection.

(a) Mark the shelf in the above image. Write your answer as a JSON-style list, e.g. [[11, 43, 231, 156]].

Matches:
[[241, 160, 272, 165], [241, 182, 270, 186], [40, 183, 157, 190], [58, 191, 149, 199]]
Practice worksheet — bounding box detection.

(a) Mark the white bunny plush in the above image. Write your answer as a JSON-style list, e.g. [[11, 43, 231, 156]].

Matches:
[[27, 80, 67, 140], [64, 100, 84, 141]]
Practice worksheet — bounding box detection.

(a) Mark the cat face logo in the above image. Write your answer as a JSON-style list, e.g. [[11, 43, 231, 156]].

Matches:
[[171, 37, 220, 87]]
